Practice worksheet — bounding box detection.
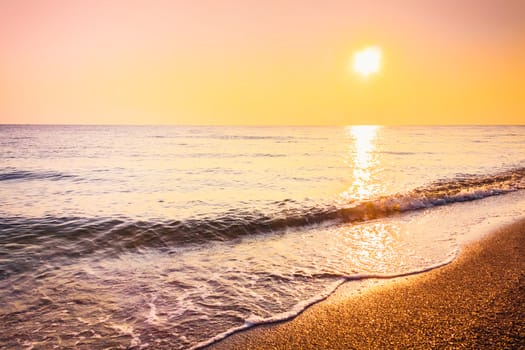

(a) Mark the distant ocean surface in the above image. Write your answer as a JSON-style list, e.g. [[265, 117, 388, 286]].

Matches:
[[1, 125, 524, 349]]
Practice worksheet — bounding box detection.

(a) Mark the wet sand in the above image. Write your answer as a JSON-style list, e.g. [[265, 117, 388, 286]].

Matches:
[[209, 219, 525, 349]]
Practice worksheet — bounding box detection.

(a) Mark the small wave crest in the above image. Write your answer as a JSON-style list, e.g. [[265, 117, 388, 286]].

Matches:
[[340, 166, 525, 220], [0, 168, 75, 182]]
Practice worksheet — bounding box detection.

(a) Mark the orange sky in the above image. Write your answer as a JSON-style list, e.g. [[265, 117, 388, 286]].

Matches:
[[1, 0, 524, 125]]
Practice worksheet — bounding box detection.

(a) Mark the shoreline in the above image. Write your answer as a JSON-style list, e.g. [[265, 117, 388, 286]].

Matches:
[[209, 218, 525, 349]]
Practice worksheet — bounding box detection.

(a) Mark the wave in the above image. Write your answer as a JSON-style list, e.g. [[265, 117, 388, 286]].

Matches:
[[0, 168, 75, 182], [0, 167, 524, 274]]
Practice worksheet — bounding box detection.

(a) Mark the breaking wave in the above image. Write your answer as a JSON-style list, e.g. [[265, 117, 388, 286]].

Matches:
[[0, 167, 523, 274]]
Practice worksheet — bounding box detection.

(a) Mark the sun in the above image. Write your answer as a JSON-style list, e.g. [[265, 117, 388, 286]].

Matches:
[[352, 46, 382, 78]]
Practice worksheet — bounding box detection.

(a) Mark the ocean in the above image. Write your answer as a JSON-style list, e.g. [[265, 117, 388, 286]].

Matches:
[[1, 125, 524, 349]]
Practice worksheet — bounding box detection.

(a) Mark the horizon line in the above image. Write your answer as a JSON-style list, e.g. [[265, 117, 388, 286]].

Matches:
[[1, 123, 524, 127]]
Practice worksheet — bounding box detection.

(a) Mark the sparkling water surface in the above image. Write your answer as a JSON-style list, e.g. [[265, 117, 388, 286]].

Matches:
[[0, 125, 524, 349]]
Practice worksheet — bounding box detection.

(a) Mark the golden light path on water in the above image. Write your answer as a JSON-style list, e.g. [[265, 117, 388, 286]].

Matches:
[[336, 125, 399, 270], [341, 125, 381, 201]]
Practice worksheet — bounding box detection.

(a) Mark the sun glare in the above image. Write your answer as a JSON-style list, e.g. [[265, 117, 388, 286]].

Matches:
[[352, 46, 382, 78], [340, 126, 381, 201]]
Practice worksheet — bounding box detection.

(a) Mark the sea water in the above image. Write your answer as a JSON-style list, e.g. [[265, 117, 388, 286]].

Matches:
[[0, 125, 524, 349]]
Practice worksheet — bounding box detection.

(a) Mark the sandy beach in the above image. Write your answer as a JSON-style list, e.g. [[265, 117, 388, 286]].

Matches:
[[210, 219, 525, 349]]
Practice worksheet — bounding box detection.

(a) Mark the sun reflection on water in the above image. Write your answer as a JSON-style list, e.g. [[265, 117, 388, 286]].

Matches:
[[341, 125, 381, 201]]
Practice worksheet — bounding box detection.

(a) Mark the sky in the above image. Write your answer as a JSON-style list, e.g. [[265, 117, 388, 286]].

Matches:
[[1, 0, 524, 125]]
